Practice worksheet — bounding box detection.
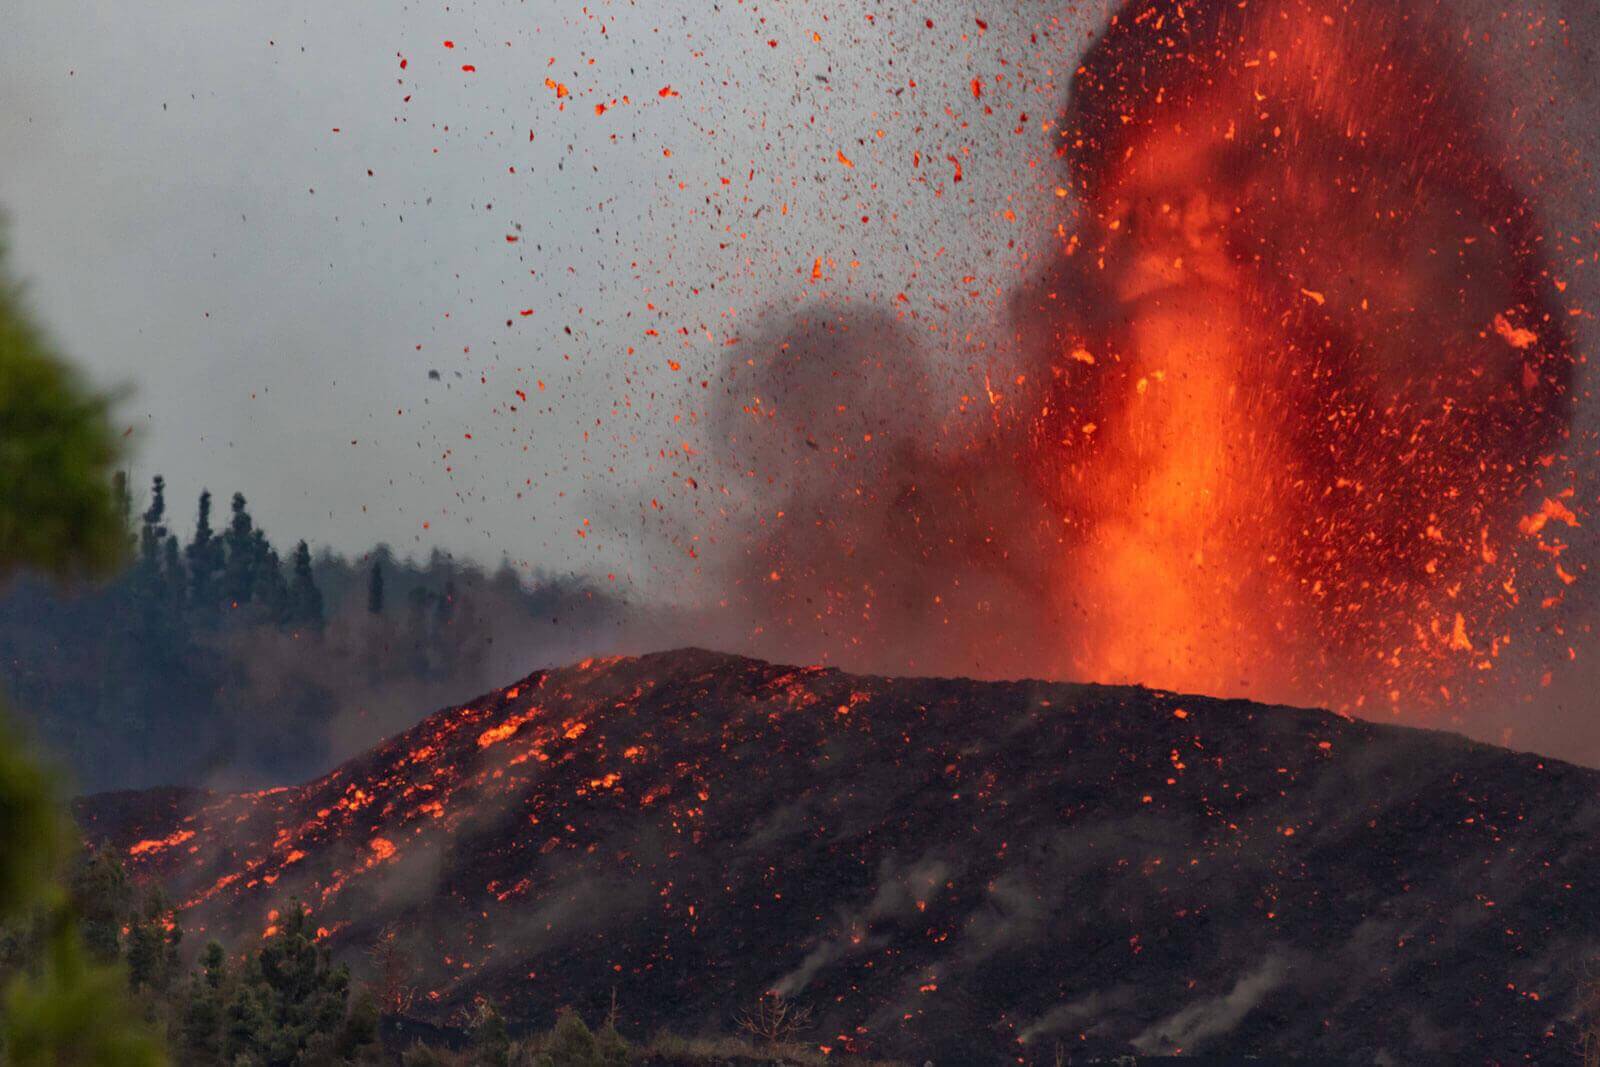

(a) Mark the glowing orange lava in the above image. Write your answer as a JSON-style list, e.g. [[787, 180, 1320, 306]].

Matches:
[[1029, 0, 1577, 712]]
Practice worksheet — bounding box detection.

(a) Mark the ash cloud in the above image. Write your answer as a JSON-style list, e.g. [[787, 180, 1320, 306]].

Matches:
[[695, 307, 1062, 681]]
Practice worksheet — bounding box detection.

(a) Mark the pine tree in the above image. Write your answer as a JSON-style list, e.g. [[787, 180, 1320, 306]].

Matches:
[[221, 492, 257, 609], [124, 888, 180, 996], [186, 490, 220, 611], [171, 912, 391, 1064], [221, 962, 270, 1065], [215, 901, 359, 1065], [367, 560, 385, 615], [132, 476, 181, 649], [288, 541, 324, 630], [161, 534, 187, 611], [249, 531, 288, 623], [66, 849, 131, 965], [137, 476, 166, 581], [177, 942, 228, 1066]]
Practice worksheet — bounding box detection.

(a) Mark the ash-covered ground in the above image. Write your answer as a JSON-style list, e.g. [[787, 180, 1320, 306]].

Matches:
[[77, 649, 1600, 1063]]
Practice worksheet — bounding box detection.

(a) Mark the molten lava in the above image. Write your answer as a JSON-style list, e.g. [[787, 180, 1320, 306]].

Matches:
[[1023, 0, 1578, 710]]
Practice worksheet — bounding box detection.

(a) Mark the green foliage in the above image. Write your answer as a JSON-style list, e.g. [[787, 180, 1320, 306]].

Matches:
[[0, 714, 60, 923], [176, 943, 228, 1066], [0, 226, 164, 1065], [170, 899, 379, 1067], [546, 1009, 596, 1066], [334, 987, 382, 1063], [470, 999, 512, 1067], [519, 1007, 630, 1067], [124, 888, 181, 995], [401, 1042, 465, 1067], [0, 231, 125, 582], [0, 790, 173, 1065], [2, 927, 165, 1067], [592, 1019, 630, 1066], [66, 847, 133, 963]]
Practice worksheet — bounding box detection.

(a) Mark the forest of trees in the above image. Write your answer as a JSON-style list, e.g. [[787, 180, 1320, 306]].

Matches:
[[0, 849, 645, 1066], [2, 851, 852, 1067], [0, 475, 631, 792]]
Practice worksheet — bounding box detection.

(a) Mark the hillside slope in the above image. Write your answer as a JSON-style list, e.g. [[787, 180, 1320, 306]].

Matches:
[[76, 649, 1600, 1063]]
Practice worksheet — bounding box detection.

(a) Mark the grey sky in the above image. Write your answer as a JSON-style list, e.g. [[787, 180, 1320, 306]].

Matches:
[[1, 0, 1083, 587]]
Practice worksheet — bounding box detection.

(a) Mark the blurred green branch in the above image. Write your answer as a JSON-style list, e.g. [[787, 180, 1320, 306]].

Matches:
[[0, 217, 163, 1063]]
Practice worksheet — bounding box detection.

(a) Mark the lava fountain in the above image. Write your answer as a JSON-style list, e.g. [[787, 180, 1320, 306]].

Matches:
[[1023, 0, 1577, 711], [706, 0, 1582, 722]]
